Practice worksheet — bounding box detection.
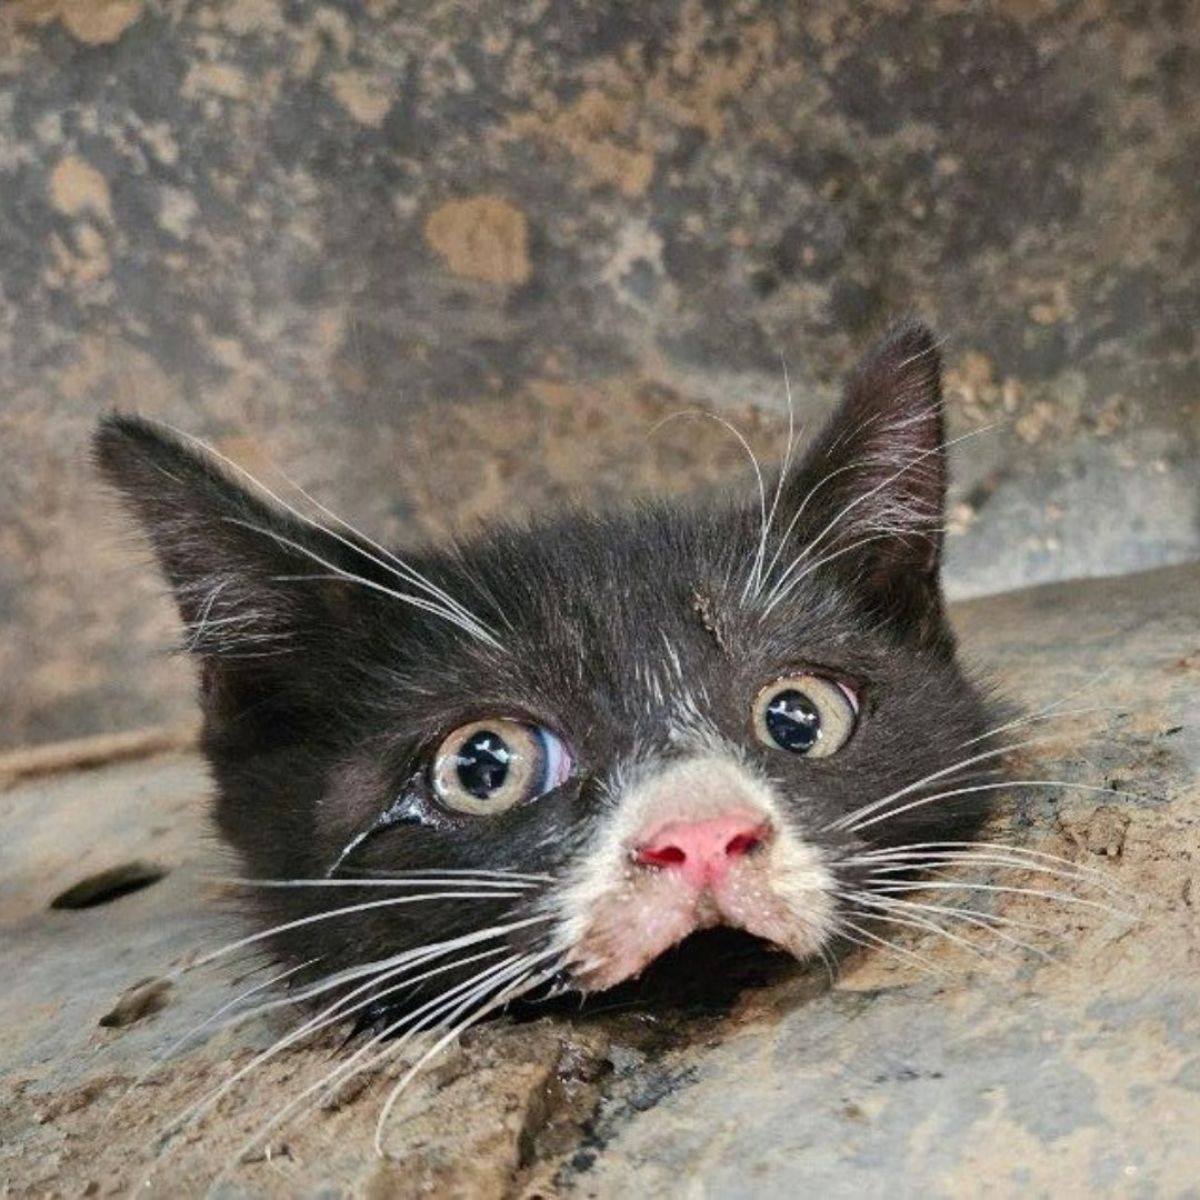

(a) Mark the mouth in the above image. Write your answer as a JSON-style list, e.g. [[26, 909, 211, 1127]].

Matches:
[[524, 927, 797, 1018], [566, 866, 829, 993]]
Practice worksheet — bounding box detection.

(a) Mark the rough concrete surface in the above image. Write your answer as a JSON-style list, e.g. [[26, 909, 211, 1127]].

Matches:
[[2, 0, 1199, 748], [1, 564, 1196, 1198]]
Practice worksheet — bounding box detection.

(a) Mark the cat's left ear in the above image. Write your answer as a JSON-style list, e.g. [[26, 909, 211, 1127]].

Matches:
[[780, 319, 950, 637]]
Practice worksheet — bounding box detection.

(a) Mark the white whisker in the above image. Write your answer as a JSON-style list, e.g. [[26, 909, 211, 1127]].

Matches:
[[218, 915, 556, 1046], [869, 893, 1055, 937], [958, 670, 1119, 748], [207, 950, 540, 1186], [835, 916, 949, 978], [230, 513, 501, 647], [837, 894, 1002, 968], [217, 877, 535, 892], [844, 778, 1147, 836], [165, 917, 553, 1148], [346, 866, 554, 882], [843, 848, 1128, 896], [445, 535, 520, 635], [743, 354, 799, 600], [165, 424, 503, 646], [184, 891, 532, 975], [756, 459, 867, 596], [847, 854, 1115, 893], [649, 409, 769, 600], [104, 957, 319, 1130], [762, 526, 945, 615], [814, 940, 839, 987], [272, 463, 507, 635], [219, 949, 552, 1176], [163, 943, 505, 1145], [846, 892, 1053, 958], [373, 952, 557, 1156], [331, 952, 542, 1113], [760, 425, 995, 605], [849, 840, 1125, 890], [272, 567, 500, 647], [826, 736, 1054, 833], [868, 879, 1134, 919]]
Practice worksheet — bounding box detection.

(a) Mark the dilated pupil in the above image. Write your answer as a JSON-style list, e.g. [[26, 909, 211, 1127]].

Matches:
[[455, 730, 512, 799], [765, 689, 821, 753]]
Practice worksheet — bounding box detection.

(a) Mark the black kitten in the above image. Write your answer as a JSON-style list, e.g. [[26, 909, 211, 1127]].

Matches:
[[95, 319, 999, 1020]]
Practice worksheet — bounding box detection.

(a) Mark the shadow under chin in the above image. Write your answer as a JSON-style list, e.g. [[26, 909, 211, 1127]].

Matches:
[[348, 931, 826, 1042], [514, 927, 809, 1022]]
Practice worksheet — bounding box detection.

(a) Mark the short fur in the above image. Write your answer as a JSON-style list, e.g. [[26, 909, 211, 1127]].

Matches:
[[94, 319, 1000, 1018]]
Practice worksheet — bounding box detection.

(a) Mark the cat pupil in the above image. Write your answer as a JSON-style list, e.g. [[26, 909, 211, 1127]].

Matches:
[[765, 690, 821, 753], [454, 730, 512, 799]]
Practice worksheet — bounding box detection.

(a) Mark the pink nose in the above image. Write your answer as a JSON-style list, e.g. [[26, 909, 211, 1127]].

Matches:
[[633, 814, 772, 888]]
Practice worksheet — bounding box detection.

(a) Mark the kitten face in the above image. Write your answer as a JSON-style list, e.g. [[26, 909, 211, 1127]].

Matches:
[[95, 320, 998, 1009]]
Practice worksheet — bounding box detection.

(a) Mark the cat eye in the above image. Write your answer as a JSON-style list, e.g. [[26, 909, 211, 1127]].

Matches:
[[752, 674, 858, 759], [431, 719, 573, 815]]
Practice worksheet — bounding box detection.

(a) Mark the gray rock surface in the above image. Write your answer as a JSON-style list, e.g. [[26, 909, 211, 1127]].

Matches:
[[1, 563, 1197, 1197], [2, 0, 1198, 748]]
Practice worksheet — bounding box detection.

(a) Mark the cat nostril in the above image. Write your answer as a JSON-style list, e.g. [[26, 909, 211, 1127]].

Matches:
[[725, 829, 766, 857], [636, 843, 688, 868]]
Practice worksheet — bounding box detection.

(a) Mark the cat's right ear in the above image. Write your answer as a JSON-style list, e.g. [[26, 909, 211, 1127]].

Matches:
[[93, 415, 353, 667]]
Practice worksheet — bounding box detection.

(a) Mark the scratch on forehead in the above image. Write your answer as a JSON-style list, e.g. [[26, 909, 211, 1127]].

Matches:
[[691, 589, 729, 652]]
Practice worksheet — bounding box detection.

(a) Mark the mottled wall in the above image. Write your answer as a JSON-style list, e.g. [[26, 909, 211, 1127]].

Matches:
[[1, 0, 1197, 749]]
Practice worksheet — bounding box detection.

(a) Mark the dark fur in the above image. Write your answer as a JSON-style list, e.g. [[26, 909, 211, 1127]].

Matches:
[[94, 320, 999, 1009]]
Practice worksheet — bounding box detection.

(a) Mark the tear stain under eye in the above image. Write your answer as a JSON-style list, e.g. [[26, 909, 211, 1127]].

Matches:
[[325, 782, 429, 877]]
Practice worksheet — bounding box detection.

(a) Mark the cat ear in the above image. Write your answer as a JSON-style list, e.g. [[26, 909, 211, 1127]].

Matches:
[[93, 415, 353, 670], [780, 319, 950, 631]]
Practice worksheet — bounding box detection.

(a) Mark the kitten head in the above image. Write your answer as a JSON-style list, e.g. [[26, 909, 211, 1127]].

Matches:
[[95, 319, 998, 1005]]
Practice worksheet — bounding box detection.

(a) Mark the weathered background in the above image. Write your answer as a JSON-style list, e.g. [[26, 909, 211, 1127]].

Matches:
[[1, 0, 1198, 749]]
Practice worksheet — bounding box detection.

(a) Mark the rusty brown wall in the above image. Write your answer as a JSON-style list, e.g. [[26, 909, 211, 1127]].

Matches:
[[1, 0, 1197, 749]]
